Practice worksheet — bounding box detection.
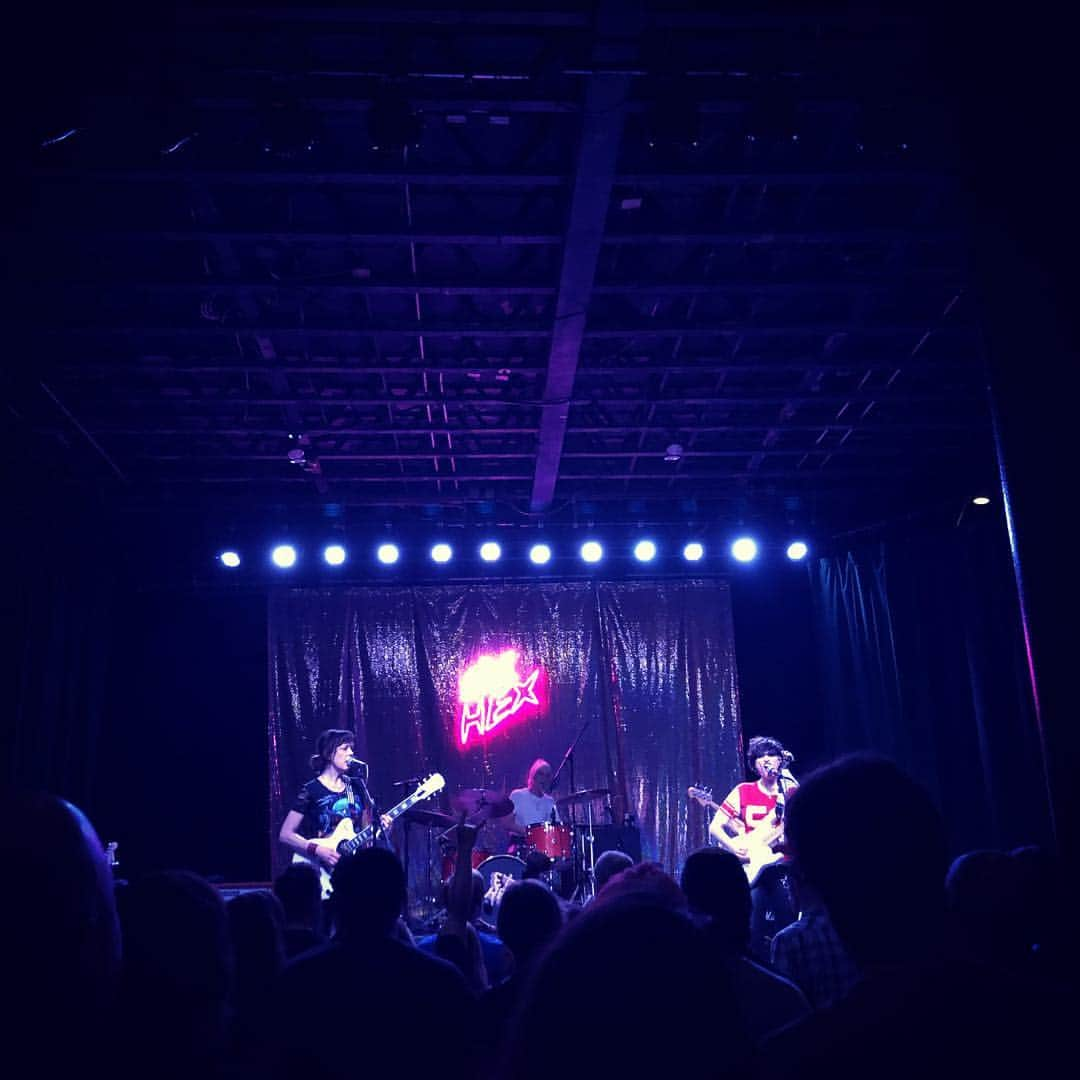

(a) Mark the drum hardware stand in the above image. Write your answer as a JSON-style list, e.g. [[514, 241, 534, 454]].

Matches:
[[571, 796, 597, 903]]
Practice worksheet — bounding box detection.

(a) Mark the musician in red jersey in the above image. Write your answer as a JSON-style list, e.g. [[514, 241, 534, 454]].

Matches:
[[709, 735, 799, 959]]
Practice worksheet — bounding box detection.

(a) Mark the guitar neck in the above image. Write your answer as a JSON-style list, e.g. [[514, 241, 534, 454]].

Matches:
[[343, 786, 430, 854]]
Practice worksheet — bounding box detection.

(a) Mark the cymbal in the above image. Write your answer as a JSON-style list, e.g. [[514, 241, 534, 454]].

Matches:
[[555, 787, 611, 805], [401, 807, 456, 829], [450, 788, 515, 820]]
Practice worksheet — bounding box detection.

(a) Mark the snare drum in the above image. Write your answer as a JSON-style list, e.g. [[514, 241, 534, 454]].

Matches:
[[525, 821, 573, 862]]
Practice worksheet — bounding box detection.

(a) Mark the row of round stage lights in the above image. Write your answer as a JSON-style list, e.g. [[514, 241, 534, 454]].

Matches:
[[217, 538, 810, 569]]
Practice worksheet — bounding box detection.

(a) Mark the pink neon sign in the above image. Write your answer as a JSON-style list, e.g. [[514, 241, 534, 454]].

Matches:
[[458, 649, 543, 747]]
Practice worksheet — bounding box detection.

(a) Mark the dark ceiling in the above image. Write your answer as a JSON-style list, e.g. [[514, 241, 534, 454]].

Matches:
[[7, 4, 994, 537]]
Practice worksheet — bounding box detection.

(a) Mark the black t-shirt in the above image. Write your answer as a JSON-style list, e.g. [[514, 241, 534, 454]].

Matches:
[[291, 777, 362, 840]]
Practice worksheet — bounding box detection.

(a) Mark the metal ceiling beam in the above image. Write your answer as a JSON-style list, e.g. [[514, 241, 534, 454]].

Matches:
[[64, 392, 976, 409], [79, 419, 985, 438], [60, 359, 979, 377], [39, 277, 960, 297], [143, 465, 956, 484], [31, 168, 945, 188], [139, 446, 961, 461], [32, 169, 567, 187], [39, 323, 975, 339], [40, 226, 956, 246]]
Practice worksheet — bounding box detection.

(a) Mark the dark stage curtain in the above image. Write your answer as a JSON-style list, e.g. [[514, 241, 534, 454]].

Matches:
[[5, 531, 115, 812], [268, 580, 743, 887], [813, 527, 1052, 854]]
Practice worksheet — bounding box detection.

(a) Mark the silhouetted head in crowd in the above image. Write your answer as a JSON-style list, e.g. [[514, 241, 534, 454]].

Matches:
[[1009, 845, 1060, 954], [228, 890, 286, 989], [945, 850, 1026, 969], [496, 880, 563, 969], [680, 847, 752, 955], [522, 849, 553, 880], [274, 861, 323, 928], [120, 870, 233, 1005], [594, 849, 633, 891], [0, 789, 120, 1033], [784, 754, 947, 968], [594, 861, 687, 912], [502, 898, 745, 1079], [330, 847, 406, 938], [117, 869, 234, 1068]]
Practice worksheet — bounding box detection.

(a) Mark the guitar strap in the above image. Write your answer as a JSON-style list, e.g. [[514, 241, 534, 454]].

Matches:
[[343, 776, 358, 818]]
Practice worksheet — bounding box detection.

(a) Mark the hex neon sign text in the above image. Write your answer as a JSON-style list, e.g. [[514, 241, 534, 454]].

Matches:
[[459, 649, 542, 746]]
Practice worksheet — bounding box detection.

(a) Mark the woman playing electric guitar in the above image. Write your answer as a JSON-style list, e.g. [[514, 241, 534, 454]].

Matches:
[[279, 729, 370, 876], [689, 735, 799, 960]]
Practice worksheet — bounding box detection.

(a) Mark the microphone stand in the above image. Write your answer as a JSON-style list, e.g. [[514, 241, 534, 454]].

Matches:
[[773, 766, 797, 918], [551, 713, 594, 898], [550, 712, 592, 801], [351, 768, 384, 849]]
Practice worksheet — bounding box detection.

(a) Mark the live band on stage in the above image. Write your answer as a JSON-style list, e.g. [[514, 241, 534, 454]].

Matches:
[[279, 729, 799, 934]]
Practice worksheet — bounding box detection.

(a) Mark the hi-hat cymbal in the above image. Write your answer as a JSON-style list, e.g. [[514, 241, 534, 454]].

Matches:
[[555, 787, 611, 805], [450, 788, 514, 820], [402, 807, 457, 829]]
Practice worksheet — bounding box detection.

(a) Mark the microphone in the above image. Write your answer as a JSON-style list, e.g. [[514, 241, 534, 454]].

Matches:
[[392, 776, 422, 787], [345, 755, 368, 771]]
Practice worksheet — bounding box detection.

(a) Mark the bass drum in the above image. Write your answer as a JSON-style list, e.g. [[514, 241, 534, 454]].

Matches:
[[476, 854, 526, 890], [475, 854, 526, 915]]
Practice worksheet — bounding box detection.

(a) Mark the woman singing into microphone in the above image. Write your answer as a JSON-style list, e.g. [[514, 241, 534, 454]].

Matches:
[[708, 735, 799, 959], [278, 729, 371, 873]]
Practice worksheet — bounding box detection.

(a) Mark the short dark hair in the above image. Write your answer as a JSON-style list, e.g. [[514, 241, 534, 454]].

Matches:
[[330, 848, 406, 937], [308, 729, 355, 772], [680, 847, 751, 954], [497, 880, 563, 962], [784, 753, 946, 965], [746, 735, 785, 774], [273, 862, 323, 925], [594, 850, 633, 891]]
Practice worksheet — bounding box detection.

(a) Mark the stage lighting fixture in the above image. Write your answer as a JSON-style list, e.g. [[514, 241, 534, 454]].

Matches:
[[219, 551, 241, 568], [529, 543, 552, 565], [376, 543, 400, 565], [786, 541, 809, 561], [271, 544, 298, 569], [731, 537, 758, 563], [683, 542, 704, 562], [479, 541, 502, 563], [431, 543, 453, 564], [633, 539, 657, 562], [972, 496, 991, 506], [323, 544, 347, 566], [580, 541, 603, 564]]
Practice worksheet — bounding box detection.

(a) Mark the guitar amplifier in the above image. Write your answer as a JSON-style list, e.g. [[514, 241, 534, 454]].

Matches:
[[589, 824, 642, 863]]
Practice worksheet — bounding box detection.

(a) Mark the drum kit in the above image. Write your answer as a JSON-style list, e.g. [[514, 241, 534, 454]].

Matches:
[[400, 783, 613, 917]]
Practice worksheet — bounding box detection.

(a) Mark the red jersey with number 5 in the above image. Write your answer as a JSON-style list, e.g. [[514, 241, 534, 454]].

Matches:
[[720, 780, 796, 833]]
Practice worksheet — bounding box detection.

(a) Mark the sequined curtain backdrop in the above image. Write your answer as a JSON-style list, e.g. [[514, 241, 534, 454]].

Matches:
[[268, 581, 742, 879]]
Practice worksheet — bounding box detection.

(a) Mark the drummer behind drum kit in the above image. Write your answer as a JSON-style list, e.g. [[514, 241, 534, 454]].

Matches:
[[400, 783, 616, 913]]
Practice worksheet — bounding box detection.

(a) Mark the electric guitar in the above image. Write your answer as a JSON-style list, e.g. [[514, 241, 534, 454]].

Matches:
[[688, 785, 786, 886], [294, 772, 445, 896]]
